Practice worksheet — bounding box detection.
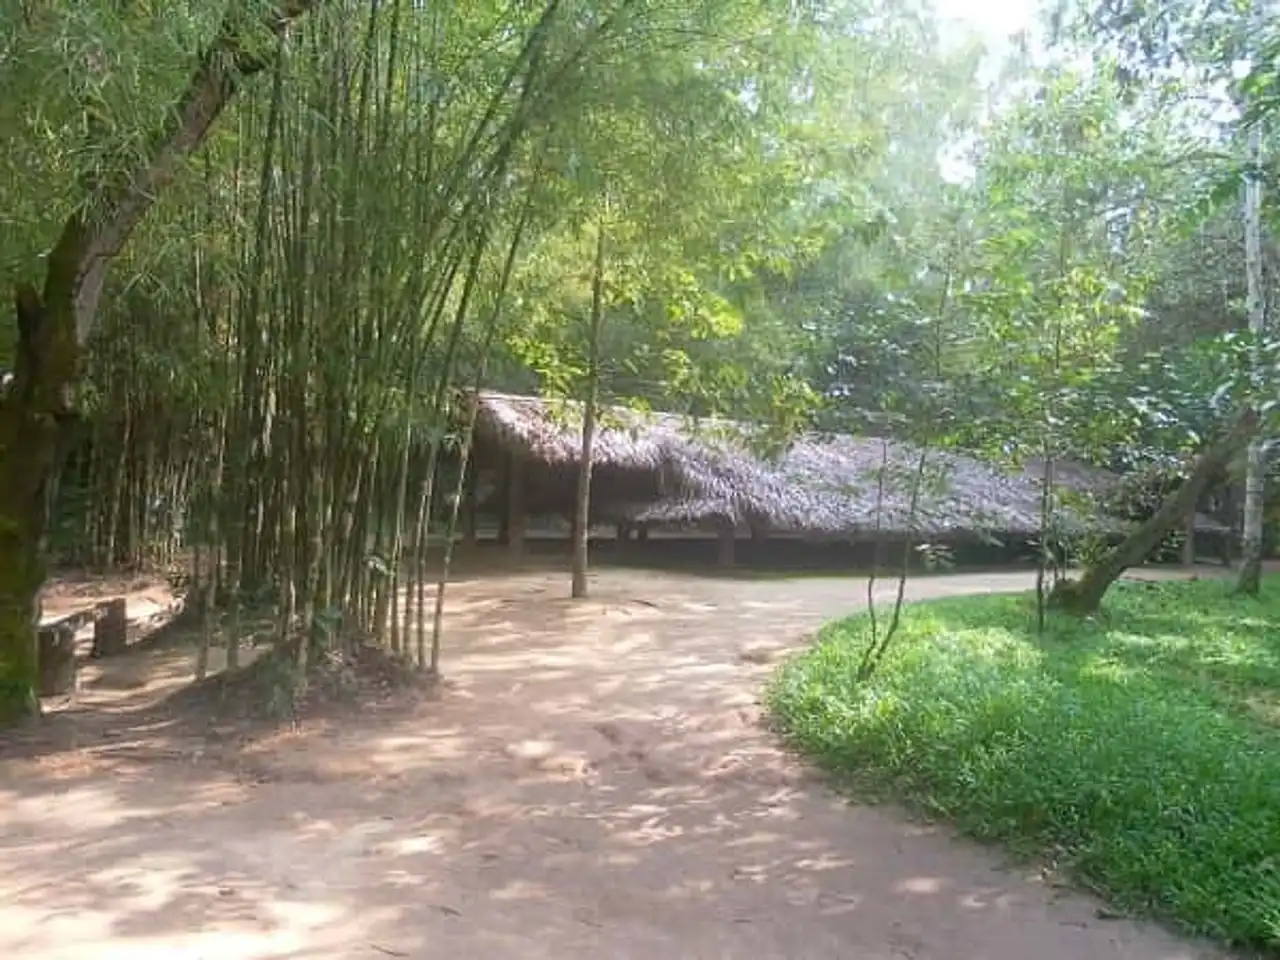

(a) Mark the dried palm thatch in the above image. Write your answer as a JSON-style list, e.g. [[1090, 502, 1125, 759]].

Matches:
[[468, 391, 1229, 538], [471, 391, 676, 471]]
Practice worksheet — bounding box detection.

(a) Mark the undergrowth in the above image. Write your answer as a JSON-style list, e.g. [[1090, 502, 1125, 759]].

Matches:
[[768, 577, 1280, 953]]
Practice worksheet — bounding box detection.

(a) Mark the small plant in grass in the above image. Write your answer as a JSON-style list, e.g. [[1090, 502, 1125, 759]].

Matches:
[[768, 577, 1280, 951]]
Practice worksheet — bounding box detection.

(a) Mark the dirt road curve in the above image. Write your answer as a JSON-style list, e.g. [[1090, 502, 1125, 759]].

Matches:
[[0, 567, 1227, 960]]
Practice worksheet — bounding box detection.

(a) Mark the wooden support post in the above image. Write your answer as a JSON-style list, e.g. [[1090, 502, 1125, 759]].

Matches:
[[1182, 513, 1196, 567], [461, 464, 478, 548], [508, 453, 526, 558], [636, 523, 649, 543], [91, 598, 129, 658], [717, 525, 736, 568], [496, 459, 511, 546], [37, 624, 77, 697]]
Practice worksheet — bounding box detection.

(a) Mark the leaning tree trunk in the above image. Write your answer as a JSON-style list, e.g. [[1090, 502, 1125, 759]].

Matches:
[[1049, 407, 1259, 616], [0, 0, 317, 722], [571, 210, 607, 600], [1238, 98, 1267, 595]]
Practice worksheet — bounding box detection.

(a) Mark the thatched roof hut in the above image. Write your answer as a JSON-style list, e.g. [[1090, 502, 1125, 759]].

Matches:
[[467, 391, 1229, 540]]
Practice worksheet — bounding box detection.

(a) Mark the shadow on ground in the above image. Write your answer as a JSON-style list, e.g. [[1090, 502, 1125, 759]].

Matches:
[[0, 564, 1234, 960]]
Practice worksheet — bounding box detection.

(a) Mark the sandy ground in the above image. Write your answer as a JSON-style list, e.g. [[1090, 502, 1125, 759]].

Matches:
[[0, 564, 1235, 960]]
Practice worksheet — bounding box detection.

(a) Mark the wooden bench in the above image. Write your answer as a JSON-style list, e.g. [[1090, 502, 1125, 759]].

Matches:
[[36, 597, 129, 697]]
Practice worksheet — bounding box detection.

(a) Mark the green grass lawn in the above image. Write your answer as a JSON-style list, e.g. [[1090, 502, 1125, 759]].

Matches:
[[767, 576, 1280, 952]]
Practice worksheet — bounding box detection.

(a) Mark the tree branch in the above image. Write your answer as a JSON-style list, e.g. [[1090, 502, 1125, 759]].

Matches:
[[45, 0, 319, 341]]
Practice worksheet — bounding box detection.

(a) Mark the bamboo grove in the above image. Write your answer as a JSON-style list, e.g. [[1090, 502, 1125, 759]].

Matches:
[[1, 0, 869, 703]]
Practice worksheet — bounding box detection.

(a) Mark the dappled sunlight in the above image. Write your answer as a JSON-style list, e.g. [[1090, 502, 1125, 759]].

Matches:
[[775, 573, 1280, 954], [1243, 692, 1280, 726], [959, 888, 1022, 911], [372, 727, 475, 762], [897, 876, 949, 895], [659, 876, 719, 897], [1077, 652, 1146, 684], [1, 911, 343, 960], [1111, 623, 1280, 678], [726, 830, 793, 848], [0, 784, 166, 832], [1, 565, 1228, 959], [612, 813, 686, 846], [383, 833, 451, 857], [794, 853, 857, 872], [0, 772, 398, 960], [490, 878, 554, 901]]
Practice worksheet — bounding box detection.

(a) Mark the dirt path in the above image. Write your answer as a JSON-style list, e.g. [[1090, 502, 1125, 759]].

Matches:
[[0, 567, 1228, 960]]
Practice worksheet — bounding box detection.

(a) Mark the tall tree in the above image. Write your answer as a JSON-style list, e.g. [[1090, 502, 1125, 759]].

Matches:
[[572, 207, 607, 599], [1238, 0, 1270, 595], [0, 1, 317, 721]]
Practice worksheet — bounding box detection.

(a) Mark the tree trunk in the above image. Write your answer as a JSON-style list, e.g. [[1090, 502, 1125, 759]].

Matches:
[[1238, 99, 1267, 596], [0, 520, 45, 721], [571, 213, 607, 600], [0, 0, 318, 723], [0, 288, 79, 721], [1050, 408, 1259, 615], [1240, 433, 1267, 593]]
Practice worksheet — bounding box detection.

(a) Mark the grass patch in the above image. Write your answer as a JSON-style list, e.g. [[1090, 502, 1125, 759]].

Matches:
[[767, 576, 1280, 952]]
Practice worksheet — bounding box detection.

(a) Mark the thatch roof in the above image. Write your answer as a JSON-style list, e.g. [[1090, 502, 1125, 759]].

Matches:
[[469, 391, 1230, 539], [469, 392, 678, 472]]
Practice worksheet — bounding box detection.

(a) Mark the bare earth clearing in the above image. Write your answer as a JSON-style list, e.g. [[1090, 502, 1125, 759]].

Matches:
[[0, 564, 1230, 960]]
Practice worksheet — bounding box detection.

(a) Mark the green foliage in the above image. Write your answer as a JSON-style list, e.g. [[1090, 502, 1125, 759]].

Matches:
[[6, 0, 1280, 686], [0, 1, 226, 291], [499, 0, 895, 422], [769, 579, 1280, 950], [955, 64, 1170, 465], [1098, 468, 1193, 562]]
